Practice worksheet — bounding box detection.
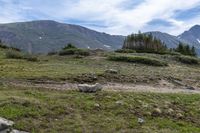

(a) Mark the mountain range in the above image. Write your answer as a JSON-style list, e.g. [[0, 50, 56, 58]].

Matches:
[[0, 20, 200, 55]]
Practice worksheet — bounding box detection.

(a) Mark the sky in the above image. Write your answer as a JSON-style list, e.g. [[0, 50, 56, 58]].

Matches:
[[0, 0, 200, 35]]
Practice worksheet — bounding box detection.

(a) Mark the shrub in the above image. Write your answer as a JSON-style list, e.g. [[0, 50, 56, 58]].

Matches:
[[0, 43, 20, 51], [5, 50, 23, 59], [63, 43, 77, 50], [115, 49, 136, 53], [175, 55, 199, 65], [75, 49, 90, 56], [24, 54, 38, 62], [0, 44, 9, 49], [5, 50, 38, 62], [59, 48, 90, 56], [48, 51, 58, 55], [108, 55, 168, 66], [174, 43, 197, 57], [59, 48, 77, 55]]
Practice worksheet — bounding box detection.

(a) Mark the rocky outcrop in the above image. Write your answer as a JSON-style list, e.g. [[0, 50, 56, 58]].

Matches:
[[78, 83, 103, 93], [0, 117, 28, 133]]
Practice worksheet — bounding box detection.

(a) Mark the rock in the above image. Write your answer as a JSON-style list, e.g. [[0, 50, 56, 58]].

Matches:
[[0, 117, 14, 131], [1, 129, 29, 133], [78, 83, 103, 93], [176, 113, 184, 119], [105, 69, 118, 74], [138, 118, 145, 124], [185, 86, 196, 90], [167, 108, 174, 114], [12, 129, 29, 133], [145, 112, 152, 116], [171, 80, 185, 86], [152, 108, 162, 116], [94, 103, 100, 108], [115, 100, 124, 105], [0, 117, 28, 133]]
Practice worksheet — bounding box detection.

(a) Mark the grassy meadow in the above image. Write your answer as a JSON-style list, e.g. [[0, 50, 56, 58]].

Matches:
[[0, 47, 200, 132]]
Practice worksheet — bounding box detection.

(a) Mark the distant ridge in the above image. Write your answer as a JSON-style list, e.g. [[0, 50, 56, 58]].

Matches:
[[0, 20, 125, 54], [0, 20, 199, 55]]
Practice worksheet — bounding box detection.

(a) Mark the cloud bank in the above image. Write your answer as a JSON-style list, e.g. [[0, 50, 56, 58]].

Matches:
[[0, 0, 200, 35]]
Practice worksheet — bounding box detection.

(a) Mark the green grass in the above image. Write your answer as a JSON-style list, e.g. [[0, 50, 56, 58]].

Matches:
[[0, 85, 200, 133], [1, 48, 200, 132], [0, 48, 200, 87], [175, 55, 199, 65], [108, 54, 168, 66]]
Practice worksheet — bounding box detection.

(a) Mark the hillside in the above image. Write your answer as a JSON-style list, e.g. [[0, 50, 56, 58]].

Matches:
[[0, 46, 200, 132], [0, 20, 200, 55], [178, 25, 200, 54], [0, 20, 124, 54], [146, 32, 180, 48]]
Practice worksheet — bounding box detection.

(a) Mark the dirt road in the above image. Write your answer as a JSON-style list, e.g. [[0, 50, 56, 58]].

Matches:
[[3, 79, 200, 94]]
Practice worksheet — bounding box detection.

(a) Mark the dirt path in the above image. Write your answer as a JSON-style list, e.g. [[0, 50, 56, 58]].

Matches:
[[3, 79, 200, 94]]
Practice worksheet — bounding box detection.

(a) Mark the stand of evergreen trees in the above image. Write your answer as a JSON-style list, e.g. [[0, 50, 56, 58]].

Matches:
[[173, 42, 196, 57], [122, 32, 197, 57], [123, 31, 167, 53]]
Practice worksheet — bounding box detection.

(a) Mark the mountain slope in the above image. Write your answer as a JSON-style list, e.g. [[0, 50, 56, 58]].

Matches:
[[146, 31, 181, 48], [146, 30, 200, 55], [178, 25, 200, 54], [0, 20, 125, 54], [178, 25, 200, 45]]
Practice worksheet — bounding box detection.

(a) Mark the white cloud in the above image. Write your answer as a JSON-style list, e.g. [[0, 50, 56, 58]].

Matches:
[[0, 0, 200, 35]]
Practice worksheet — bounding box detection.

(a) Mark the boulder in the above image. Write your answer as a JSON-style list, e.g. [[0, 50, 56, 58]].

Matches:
[[94, 103, 100, 108], [0, 117, 14, 131], [78, 83, 103, 93], [167, 108, 174, 115], [1, 129, 28, 133], [138, 118, 145, 125], [115, 100, 124, 105], [152, 108, 162, 116], [0, 117, 28, 133], [105, 69, 118, 74]]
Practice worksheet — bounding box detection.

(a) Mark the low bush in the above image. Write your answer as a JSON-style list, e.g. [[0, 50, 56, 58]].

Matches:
[[75, 49, 90, 56], [63, 43, 77, 50], [175, 55, 199, 65], [24, 54, 38, 62], [0, 44, 9, 49], [47, 51, 58, 56], [108, 54, 168, 66], [0, 43, 20, 51], [5, 50, 38, 62], [115, 49, 136, 53], [59, 48, 90, 56], [5, 50, 23, 59]]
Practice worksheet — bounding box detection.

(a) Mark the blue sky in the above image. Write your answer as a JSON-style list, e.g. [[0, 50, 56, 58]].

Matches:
[[0, 0, 200, 35]]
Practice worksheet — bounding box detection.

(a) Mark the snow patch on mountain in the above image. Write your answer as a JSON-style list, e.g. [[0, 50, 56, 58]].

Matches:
[[196, 39, 200, 44], [104, 45, 111, 48]]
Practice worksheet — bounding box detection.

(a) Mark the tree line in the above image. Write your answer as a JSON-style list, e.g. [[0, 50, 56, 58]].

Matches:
[[123, 31, 167, 53], [172, 42, 196, 56], [122, 32, 197, 56]]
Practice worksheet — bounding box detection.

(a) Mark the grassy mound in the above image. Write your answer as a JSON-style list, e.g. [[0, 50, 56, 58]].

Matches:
[[5, 50, 38, 62], [108, 54, 168, 66], [175, 55, 199, 65]]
